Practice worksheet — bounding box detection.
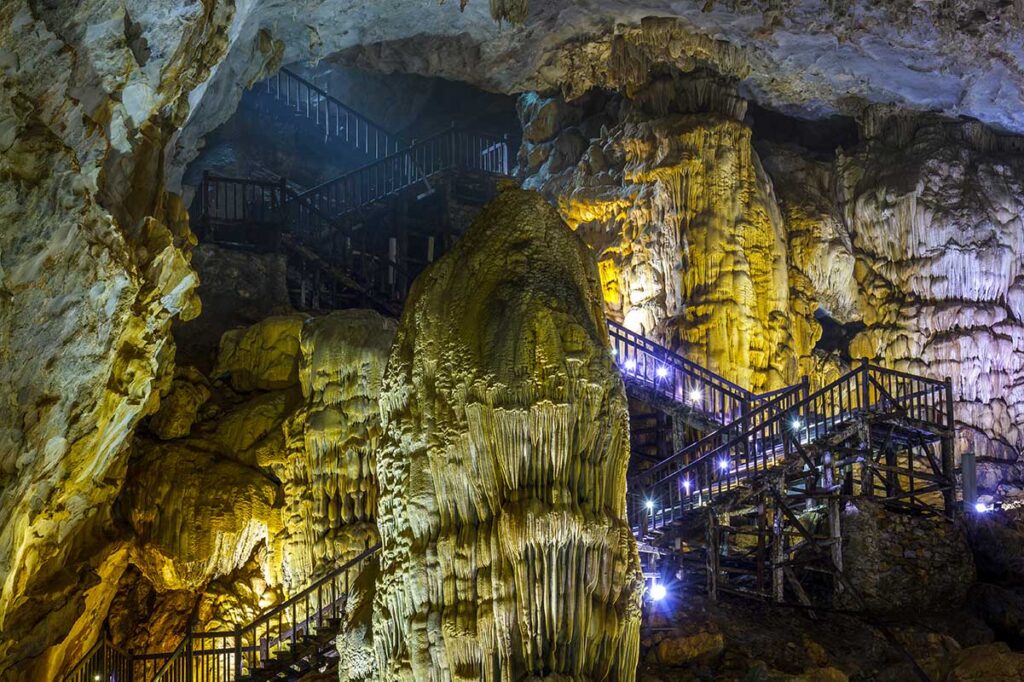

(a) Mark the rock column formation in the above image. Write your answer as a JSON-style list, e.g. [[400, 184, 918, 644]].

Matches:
[[374, 188, 643, 680]]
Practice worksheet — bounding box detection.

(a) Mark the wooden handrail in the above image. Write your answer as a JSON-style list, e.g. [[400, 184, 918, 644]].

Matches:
[[633, 381, 805, 487], [634, 359, 953, 528]]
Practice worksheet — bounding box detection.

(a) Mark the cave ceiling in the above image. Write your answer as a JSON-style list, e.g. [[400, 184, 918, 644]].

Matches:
[[172, 0, 1024, 188]]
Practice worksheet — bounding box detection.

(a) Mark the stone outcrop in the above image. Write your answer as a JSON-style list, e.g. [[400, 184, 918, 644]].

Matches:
[[374, 187, 643, 679], [519, 80, 809, 391], [0, 0, 223, 675], [838, 499, 976, 613], [95, 310, 393, 670]]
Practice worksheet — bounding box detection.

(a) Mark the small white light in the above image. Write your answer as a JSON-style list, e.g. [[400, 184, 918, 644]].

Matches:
[[611, 347, 618, 356], [624, 359, 637, 372], [682, 478, 692, 493], [656, 366, 669, 378], [975, 501, 989, 513], [645, 499, 654, 511], [94, 676, 101, 682], [650, 583, 667, 601], [791, 418, 802, 431], [719, 458, 729, 472], [688, 388, 702, 404]]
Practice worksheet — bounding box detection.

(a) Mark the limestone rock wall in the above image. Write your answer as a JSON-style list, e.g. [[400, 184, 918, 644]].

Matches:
[[0, 0, 235, 675], [519, 80, 810, 391], [374, 188, 643, 680], [839, 112, 1024, 461], [94, 311, 393, 668]]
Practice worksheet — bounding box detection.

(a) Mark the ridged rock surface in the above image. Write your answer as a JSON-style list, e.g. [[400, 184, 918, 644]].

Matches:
[[520, 81, 811, 391], [374, 187, 643, 680], [839, 112, 1024, 461]]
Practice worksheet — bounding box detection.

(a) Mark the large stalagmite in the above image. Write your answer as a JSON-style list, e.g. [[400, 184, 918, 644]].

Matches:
[[374, 187, 643, 680]]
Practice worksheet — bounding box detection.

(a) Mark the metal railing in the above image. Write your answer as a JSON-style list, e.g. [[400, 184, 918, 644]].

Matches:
[[63, 636, 132, 682], [197, 128, 510, 243], [631, 360, 954, 530], [64, 546, 379, 682], [291, 127, 509, 222], [260, 68, 402, 160]]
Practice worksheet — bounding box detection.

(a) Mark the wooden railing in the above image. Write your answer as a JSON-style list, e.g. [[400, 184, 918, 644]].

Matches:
[[64, 546, 379, 682], [260, 68, 402, 160], [631, 360, 954, 531], [607, 320, 753, 426]]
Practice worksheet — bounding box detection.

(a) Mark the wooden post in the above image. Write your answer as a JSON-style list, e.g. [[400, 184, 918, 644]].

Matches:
[[827, 455, 844, 598], [772, 481, 785, 603], [885, 447, 898, 498], [860, 358, 870, 410], [942, 376, 957, 516], [858, 422, 872, 497], [234, 631, 243, 677], [756, 498, 767, 597], [706, 509, 719, 602]]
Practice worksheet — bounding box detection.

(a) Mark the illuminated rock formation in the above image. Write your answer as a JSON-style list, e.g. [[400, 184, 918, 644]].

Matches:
[[374, 187, 643, 680], [121, 441, 281, 592], [520, 79, 807, 391], [280, 310, 395, 588], [840, 111, 1024, 461]]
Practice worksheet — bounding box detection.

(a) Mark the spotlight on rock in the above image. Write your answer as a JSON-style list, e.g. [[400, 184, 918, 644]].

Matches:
[[975, 501, 990, 513]]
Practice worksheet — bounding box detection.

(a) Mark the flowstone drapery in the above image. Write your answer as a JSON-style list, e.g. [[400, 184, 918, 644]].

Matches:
[[373, 187, 643, 680], [520, 80, 806, 392]]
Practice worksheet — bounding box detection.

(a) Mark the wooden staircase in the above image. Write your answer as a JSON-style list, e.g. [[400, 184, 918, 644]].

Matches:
[[64, 547, 378, 682]]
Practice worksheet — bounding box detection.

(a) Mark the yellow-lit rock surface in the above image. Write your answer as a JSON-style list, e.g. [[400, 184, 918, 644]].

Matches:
[[374, 187, 643, 680], [0, 0, 226, 675], [521, 79, 809, 392]]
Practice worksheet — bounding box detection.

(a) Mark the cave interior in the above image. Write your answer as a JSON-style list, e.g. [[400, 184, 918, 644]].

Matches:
[[5, 2, 1024, 681]]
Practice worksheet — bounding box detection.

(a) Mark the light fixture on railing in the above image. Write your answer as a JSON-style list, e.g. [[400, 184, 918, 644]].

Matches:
[[790, 417, 802, 432], [682, 478, 692, 492], [645, 499, 654, 511], [624, 359, 637, 372], [656, 365, 669, 378], [719, 458, 729, 472], [688, 388, 702, 404], [650, 582, 668, 602]]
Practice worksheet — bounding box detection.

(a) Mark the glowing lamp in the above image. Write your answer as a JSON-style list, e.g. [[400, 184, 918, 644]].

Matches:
[[689, 388, 702, 404], [683, 478, 692, 492], [656, 365, 669, 378], [624, 359, 637, 372], [790, 418, 802, 431], [645, 499, 654, 511], [650, 583, 667, 601], [719, 458, 729, 472], [975, 501, 989, 513]]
